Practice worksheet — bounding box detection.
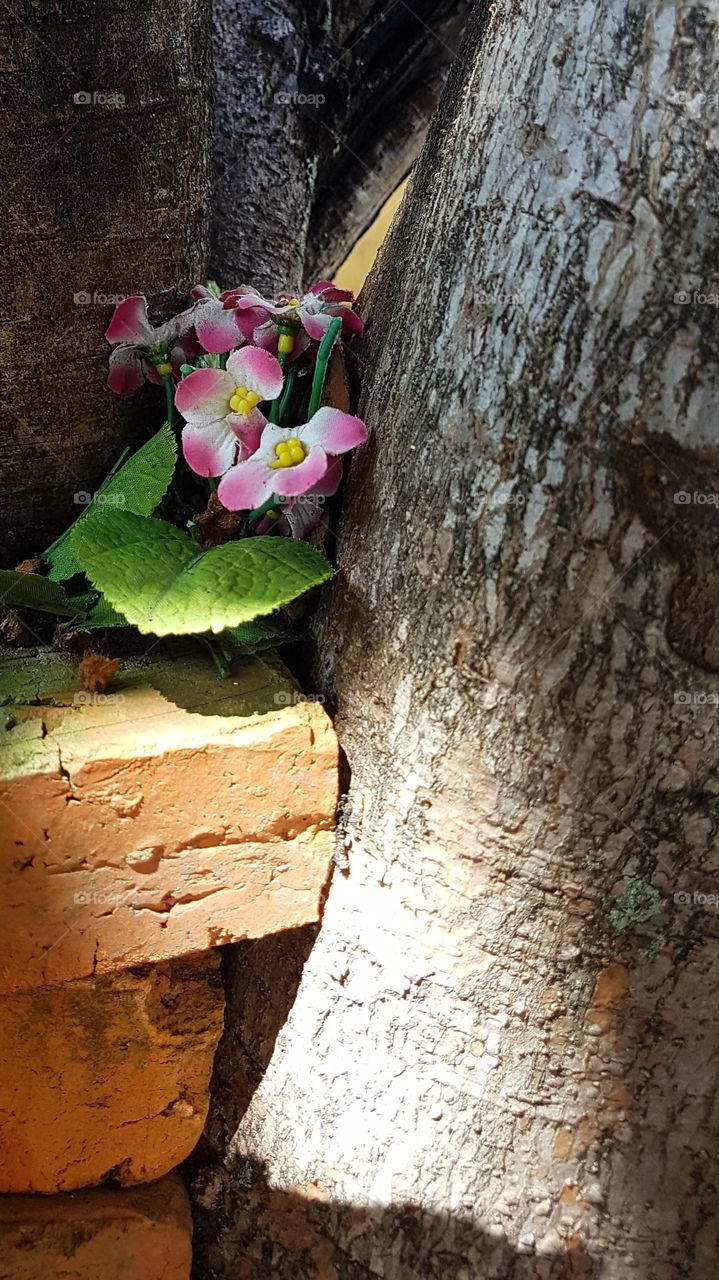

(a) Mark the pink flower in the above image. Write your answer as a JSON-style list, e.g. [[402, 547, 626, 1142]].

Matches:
[[227, 280, 364, 354], [190, 284, 245, 355], [217, 407, 367, 511], [176, 347, 284, 478], [265, 458, 344, 539], [105, 296, 197, 395]]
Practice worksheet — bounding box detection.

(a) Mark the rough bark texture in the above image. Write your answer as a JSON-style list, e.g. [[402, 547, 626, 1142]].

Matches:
[[190, 0, 719, 1276], [209, 0, 319, 292], [210, 0, 470, 291], [303, 0, 471, 280], [0, 0, 211, 564]]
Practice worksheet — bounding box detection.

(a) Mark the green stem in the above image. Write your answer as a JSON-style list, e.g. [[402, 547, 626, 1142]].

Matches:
[[217, 635, 235, 665], [268, 323, 297, 423], [268, 352, 288, 426], [277, 365, 296, 426], [99, 447, 132, 489], [160, 375, 190, 510], [246, 495, 284, 525], [162, 374, 174, 427], [308, 317, 342, 418], [198, 635, 231, 679]]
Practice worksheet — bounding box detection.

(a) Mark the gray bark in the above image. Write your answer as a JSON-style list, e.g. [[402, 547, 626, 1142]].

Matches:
[[209, 0, 318, 292], [0, 0, 211, 565], [190, 0, 719, 1276], [210, 0, 470, 290]]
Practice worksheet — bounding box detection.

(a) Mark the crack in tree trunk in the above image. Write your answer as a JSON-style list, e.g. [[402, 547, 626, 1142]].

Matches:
[[210, 0, 471, 289]]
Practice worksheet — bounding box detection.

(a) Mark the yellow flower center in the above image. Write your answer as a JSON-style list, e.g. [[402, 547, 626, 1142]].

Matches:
[[270, 437, 306, 469], [229, 385, 261, 416], [286, 297, 300, 307]]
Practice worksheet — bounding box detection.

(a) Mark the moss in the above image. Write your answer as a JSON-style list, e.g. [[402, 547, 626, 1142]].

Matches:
[[582, 849, 606, 872], [609, 874, 663, 933]]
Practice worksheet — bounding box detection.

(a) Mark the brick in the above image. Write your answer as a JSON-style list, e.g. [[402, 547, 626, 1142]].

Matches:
[[0, 955, 224, 1194], [0, 1172, 192, 1279], [0, 648, 337, 992]]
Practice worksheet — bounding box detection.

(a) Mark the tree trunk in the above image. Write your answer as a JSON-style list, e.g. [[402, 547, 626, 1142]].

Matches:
[[209, 0, 470, 291], [190, 0, 719, 1276], [209, 0, 319, 293], [1, 0, 211, 563], [302, 0, 471, 280]]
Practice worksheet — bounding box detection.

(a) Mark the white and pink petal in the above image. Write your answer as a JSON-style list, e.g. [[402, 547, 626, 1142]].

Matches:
[[270, 446, 329, 497], [157, 305, 197, 344], [299, 407, 368, 455], [105, 296, 154, 347], [182, 420, 239, 478], [329, 304, 364, 336], [299, 308, 334, 342], [226, 411, 265, 459], [194, 300, 243, 354], [217, 458, 275, 511], [309, 454, 343, 496], [175, 367, 234, 427], [107, 345, 145, 395], [307, 280, 356, 303], [226, 346, 284, 401]]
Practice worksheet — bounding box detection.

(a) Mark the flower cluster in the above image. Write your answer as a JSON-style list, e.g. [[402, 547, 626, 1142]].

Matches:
[[105, 281, 367, 529]]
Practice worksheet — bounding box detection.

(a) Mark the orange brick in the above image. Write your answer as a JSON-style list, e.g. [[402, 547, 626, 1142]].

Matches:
[[0, 955, 224, 1193], [0, 649, 337, 992], [0, 1173, 192, 1279]]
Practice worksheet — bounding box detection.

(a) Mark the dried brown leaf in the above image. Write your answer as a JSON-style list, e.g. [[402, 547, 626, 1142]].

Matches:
[[78, 652, 120, 693]]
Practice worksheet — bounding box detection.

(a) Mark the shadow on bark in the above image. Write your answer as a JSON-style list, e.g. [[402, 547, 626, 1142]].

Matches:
[[185, 927, 320, 1159], [186, 1151, 600, 1279]]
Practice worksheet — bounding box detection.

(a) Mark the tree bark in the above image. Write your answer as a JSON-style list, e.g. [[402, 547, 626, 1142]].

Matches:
[[210, 0, 470, 290], [303, 0, 471, 280], [0, 0, 211, 564], [209, 0, 319, 293], [190, 0, 719, 1276]]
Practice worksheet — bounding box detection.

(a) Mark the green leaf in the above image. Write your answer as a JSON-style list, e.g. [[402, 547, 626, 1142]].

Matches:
[[74, 596, 130, 631], [45, 424, 177, 581], [223, 617, 296, 653], [72, 510, 333, 637], [0, 571, 80, 616]]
